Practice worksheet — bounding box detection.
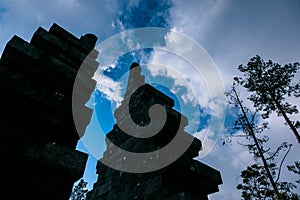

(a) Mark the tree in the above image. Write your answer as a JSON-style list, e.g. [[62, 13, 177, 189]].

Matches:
[[226, 85, 298, 199], [70, 179, 88, 200], [288, 161, 300, 184], [237, 163, 298, 200], [234, 55, 300, 143]]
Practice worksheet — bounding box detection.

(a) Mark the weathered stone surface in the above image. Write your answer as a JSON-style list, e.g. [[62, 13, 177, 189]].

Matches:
[[87, 63, 222, 199], [0, 23, 98, 199]]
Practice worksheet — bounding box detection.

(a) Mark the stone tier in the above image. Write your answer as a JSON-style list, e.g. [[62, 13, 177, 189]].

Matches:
[[0, 23, 98, 199], [87, 63, 222, 200]]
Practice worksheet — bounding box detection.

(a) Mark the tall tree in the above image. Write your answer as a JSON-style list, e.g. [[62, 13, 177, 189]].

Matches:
[[234, 55, 300, 143], [227, 85, 298, 199]]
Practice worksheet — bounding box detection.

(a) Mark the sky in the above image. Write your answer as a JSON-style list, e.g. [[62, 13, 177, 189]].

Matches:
[[1, 0, 300, 199]]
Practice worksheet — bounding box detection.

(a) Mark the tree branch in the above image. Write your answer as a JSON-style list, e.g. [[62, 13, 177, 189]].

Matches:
[[275, 144, 292, 183]]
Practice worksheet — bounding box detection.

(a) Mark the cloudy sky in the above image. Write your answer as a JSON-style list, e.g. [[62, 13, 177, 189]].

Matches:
[[1, 0, 299, 199]]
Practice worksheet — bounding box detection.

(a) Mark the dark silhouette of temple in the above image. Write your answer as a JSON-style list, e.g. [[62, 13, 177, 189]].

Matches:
[[0, 24, 98, 199], [0, 24, 222, 199], [86, 62, 222, 200]]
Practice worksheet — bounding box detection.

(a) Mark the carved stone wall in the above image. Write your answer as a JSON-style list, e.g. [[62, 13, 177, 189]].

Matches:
[[0, 23, 98, 199], [87, 63, 222, 200], [0, 24, 222, 199]]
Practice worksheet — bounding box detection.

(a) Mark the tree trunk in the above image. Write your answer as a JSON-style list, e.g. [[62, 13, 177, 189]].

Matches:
[[233, 87, 280, 198], [273, 98, 300, 144]]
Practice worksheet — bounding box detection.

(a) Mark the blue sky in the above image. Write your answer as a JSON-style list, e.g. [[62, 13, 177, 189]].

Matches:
[[1, 0, 300, 199]]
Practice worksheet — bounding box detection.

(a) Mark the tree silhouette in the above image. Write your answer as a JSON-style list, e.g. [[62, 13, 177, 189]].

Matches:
[[227, 85, 298, 199], [234, 55, 300, 143], [288, 161, 300, 184], [69, 179, 88, 200], [237, 163, 298, 200]]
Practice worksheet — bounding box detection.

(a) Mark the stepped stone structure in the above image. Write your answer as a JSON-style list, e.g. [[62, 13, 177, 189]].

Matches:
[[87, 63, 222, 200], [0, 24, 98, 199], [0, 24, 222, 200]]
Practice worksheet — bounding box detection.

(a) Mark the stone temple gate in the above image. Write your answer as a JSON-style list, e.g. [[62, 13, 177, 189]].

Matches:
[[0, 24, 222, 199]]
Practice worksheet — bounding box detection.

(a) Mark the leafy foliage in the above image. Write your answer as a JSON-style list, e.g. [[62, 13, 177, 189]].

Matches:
[[237, 164, 272, 199], [226, 85, 299, 199], [237, 156, 299, 200], [288, 161, 300, 184], [234, 55, 299, 118], [234, 55, 300, 143], [70, 179, 88, 200]]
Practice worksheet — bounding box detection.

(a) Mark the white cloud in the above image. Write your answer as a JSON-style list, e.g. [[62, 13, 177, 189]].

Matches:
[[147, 50, 219, 109], [167, 2, 300, 189], [169, 0, 228, 42], [169, 0, 300, 88], [0, 0, 119, 54], [208, 96, 227, 117], [194, 128, 217, 158], [2, 0, 300, 197], [146, 30, 227, 156], [94, 74, 123, 107]]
